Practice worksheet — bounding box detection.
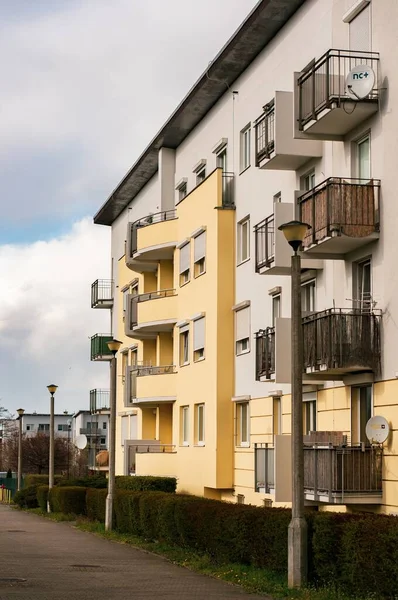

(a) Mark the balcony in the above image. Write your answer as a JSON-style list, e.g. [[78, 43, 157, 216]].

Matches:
[[255, 202, 322, 275], [255, 443, 275, 494], [80, 428, 105, 436], [255, 319, 291, 384], [255, 92, 322, 170], [90, 334, 113, 361], [221, 172, 235, 208], [91, 279, 113, 309], [125, 289, 177, 339], [299, 178, 380, 258], [296, 50, 380, 139], [302, 308, 382, 379], [125, 364, 177, 407], [304, 444, 382, 504], [126, 210, 178, 272], [89, 389, 110, 413]]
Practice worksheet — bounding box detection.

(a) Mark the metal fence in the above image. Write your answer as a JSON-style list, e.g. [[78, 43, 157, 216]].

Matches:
[[90, 334, 113, 361], [255, 100, 275, 164], [255, 328, 275, 380], [129, 210, 177, 256], [254, 215, 275, 271], [90, 389, 110, 413], [91, 279, 113, 308]]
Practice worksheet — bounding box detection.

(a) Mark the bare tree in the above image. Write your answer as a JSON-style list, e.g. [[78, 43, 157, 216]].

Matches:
[[3, 432, 71, 475]]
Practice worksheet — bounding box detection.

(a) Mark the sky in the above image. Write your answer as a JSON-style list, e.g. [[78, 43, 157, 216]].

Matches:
[[0, 0, 258, 415]]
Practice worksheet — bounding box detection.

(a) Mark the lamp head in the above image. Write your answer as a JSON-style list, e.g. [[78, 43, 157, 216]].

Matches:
[[278, 220, 310, 253], [16, 408, 25, 418], [47, 384, 58, 395], [107, 339, 123, 355]]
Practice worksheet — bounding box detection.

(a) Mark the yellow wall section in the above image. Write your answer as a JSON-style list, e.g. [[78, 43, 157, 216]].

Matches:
[[158, 260, 174, 290]]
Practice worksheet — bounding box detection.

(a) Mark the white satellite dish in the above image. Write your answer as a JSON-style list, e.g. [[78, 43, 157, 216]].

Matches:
[[75, 434, 88, 450], [365, 415, 389, 444], [346, 65, 375, 100]]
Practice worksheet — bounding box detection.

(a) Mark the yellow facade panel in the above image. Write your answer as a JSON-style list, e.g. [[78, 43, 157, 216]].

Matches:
[[137, 294, 177, 325], [136, 373, 177, 399], [137, 218, 178, 254]]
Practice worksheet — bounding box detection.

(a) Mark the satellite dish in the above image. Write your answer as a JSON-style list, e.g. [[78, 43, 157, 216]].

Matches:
[[365, 416, 389, 444], [75, 434, 88, 450], [346, 65, 375, 100]]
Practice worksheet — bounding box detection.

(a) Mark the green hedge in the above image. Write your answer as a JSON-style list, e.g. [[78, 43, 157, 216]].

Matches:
[[24, 474, 63, 487], [57, 476, 107, 489], [86, 488, 107, 522], [37, 485, 49, 512], [115, 476, 176, 493], [14, 485, 39, 509], [49, 486, 87, 515]]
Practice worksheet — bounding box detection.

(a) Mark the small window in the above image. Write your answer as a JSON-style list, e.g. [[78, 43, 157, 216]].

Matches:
[[301, 169, 315, 191], [57, 424, 63, 431], [179, 242, 191, 286], [193, 317, 205, 362], [351, 385, 372, 444], [102, 422, 107, 429], [38, 424, 49, 432], [273, 397, 282, 436], [272, 294, 281, 326], [181, 406, 189, 446], [356, 258, 372, 311], [216, 147, 227, 171], [357, 135, 371, 180], [236, 402, 249, 447], [122, 289, 129, 313], [26, 424, 32, 431], [237, 217, 250, 264], [178, 182, 187, 202], [122, 352, 128, 384], [196, 167, 206, 185], [195, 404, 205, 445], [303, 392, 317, 436], [179, 326, 190, 366], [240, 125, 251, 172], [301, 280, 316, 314], [194, 231, 206, 277], [131, 348, 138, 366], [100, 437, 106, 445], [235, 306, 250, 355]]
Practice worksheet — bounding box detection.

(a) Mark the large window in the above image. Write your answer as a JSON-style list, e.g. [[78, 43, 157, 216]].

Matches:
[[351, 385, 372, 444], [194, 231, 206, 277], [240, 125, 251, 171], [195, 403, 205, 446], [181, 406, 189, 446], [237, 217, 250, 264], [303, 392, 317, 435], [38, 424, 49, 432], [179, 325, 190, 366], [179, 242, 191, 286], [236, 402, 249, 447], [193, 317, 205, 362], [235, 306, 250, 355]]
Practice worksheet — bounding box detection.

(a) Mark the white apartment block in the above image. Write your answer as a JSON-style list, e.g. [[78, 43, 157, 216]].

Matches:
[[94, 0, 398, 513], [20, 413, 73, 438]]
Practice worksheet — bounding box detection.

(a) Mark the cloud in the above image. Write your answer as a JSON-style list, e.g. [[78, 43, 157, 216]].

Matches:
[[0, 219, 111, 413]]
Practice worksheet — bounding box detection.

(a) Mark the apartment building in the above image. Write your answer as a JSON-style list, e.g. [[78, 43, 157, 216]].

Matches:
[[73, 409, 109, 470], [20, 413, 73, 438], [92, 0, 398, 513]]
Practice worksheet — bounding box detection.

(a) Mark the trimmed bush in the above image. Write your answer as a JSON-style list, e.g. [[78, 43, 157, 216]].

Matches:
[[49, 486, 86, 515], [24, 474, 62, 487], [115, 476, 176, 493], [58, 476, 107, 489], [36, 485, 49, 512], [14, 485, 39, 509], [86, 488, 107, 522]]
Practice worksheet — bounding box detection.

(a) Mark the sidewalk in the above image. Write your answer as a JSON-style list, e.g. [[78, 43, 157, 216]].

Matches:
[[0, 505, 268, 599]]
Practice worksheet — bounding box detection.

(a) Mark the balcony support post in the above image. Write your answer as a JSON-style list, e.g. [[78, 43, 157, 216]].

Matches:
[[105, 353, 117, 531], [288, 252, 308, 588]]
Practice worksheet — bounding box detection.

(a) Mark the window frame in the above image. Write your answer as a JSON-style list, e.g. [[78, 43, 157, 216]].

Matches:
[[196, 166, 206, 185], [179, 328, 190, 367], [240, 124, 251, 172], [303, 392, 317, 436], [351, 384, 373, 444], [181, 406, 190, 446], [193, 231, 206, 278], [193, 316, 205, 362], [179, 242, 191, 287], [235, 306, 250, 356], [356, 133, 371, 180], [272, 293, 281, 326], [195, 403, 205, 446], [237, 217, 250, 265], [301, 168, 316, 191], [301, 279, 316, 314], [236, 402, 250, 447]]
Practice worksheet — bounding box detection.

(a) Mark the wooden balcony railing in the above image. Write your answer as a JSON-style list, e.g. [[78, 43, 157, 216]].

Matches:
[[302, 308, 382, 375], [254, 215, 275, 271], [304, 444, 382, 500], [255, 328, 275, 380], [299, 178, 380, 249]]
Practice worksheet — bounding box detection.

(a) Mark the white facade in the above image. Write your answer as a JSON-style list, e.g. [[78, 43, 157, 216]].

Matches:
[[20, 414, 73, 438]]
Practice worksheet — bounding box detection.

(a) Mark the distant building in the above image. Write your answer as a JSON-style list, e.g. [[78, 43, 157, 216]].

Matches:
[[19, 413, 73, 438], [72, 410, 109, 470]]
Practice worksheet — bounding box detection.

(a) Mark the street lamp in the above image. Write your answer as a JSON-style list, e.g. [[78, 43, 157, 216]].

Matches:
[[47, 384, 58, 513], [67, 419, 72, 479], [16, 408, 25, 492], [105, 339, 122, 532], [278, 220, 310, 588]]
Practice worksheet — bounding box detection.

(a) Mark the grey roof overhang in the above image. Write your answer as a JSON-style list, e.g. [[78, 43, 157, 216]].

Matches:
[[94, 0, 306, 226]]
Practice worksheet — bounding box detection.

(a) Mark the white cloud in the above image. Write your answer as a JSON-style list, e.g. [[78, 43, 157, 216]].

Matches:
[[0, 219, 111, 413]]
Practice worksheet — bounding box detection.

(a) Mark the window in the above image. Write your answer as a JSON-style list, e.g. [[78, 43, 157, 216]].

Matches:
[[357, 135, 371, 180], [237, 494, 245, 505], [26, 424, 33, 431], [240, 125, 251, 171], [122, 352, 128, 384], [356, 258, 372, 310], [235, 306, 250, 355], [303, 392, 317, 435], [216, 147, 227, 171], [123, 289, 129, 313], [193, 317, 205, 361], [102, 422, 107, 429], [236, 402, 249, 447], [179, 242, 190, 286], [57, 424, 68, 432], [349, 4, 371, 52], [194, 231, 206, 277], [301, 169, 315, 191], [301, 280, 316, 314], [237, 217, 250, 264], [38, 424, 49, 432], [195, 404, 205, 445], [351, 385, 372, 444], [131, 347, 138, 366], [121, 416, 129, 446], [100, 437, 106, 445], [272, 294, 281, 326], [181, 406, 189, 446], [178, 182, 187, 202], [196, 167, 206, 185], [179, 325, 190, 366], [273, 397, 282, 436]]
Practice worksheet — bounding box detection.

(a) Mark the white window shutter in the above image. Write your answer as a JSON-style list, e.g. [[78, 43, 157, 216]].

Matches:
[[349, 5, 370, 51], [193, 317, 205, 351], [180, 243, 190, 274], [236, 307, 250, 342], [194, 232, 206, 262]]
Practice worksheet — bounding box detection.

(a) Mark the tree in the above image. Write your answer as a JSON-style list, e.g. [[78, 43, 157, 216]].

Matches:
[[2, 432, 71, 475]]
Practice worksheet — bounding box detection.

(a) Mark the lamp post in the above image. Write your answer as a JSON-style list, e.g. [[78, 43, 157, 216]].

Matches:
[[105, 339, 122, 531], [67, 419, 72, 479], [47, 384, 58, 513], [278, 220, 310, 588], [16, 408, 25, 492]]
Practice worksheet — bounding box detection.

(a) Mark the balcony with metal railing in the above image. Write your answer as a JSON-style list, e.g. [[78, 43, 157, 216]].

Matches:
[[124, 363, 177, 407], [80, 428, 105, 436], [299, 178, 380, 257], [255, 328, 275, 381], [255, 319, 291, 384], [90, 334, 113, 361], [91, 279, 113, 309], [125, 289, 177, 338], [304, 443, 383, 504], [126, 210, 178, 271], [296, 49, 380, 138], [255, 93, 322, 170], [90, 389, 110, 413], [302, 308, 382, 378]]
